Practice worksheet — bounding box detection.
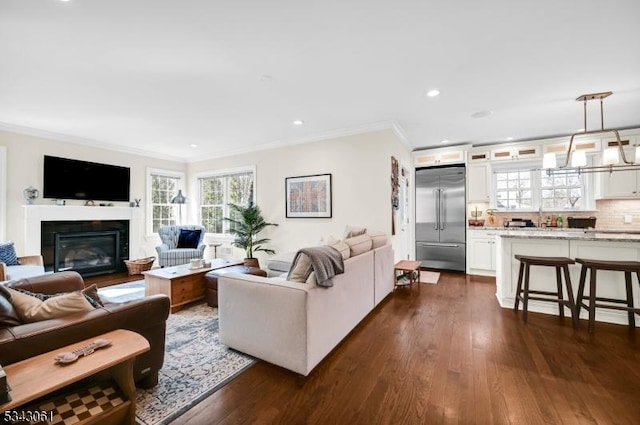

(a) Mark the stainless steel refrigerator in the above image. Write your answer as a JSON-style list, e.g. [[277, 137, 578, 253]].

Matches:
[[415, 165, 466, 271]]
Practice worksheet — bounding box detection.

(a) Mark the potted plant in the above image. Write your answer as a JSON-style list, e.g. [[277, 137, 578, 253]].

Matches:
[[224, 197, 278, 267]]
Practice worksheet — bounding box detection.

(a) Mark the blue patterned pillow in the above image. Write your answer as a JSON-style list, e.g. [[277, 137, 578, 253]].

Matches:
[[0, 241, 20, 266], [177, 229, 201, 249]]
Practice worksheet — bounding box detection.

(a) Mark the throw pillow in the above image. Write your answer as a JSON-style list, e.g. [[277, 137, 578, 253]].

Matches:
[[6, 287, 95, 322], [287, 252, 313, 283], [328, 240, 350, 260], [0, 284, 11, 300], [177, 229, 201, 249], [306, 271, 317, 286], [344, 234, 372, 257], [344, 225, 367, 239], [0, 290, 22, 327], [10, 286, 103, 309], [0, 241, 20, 266], [367, 230, 388, 249], [82, 284, 104, 307]]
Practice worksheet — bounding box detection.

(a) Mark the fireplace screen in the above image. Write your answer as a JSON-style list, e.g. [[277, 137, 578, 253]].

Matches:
[[54, 231, 120, 276]]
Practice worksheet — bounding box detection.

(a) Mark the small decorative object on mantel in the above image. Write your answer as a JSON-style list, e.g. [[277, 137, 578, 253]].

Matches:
[[23, 186, 39, 204], [54, 338, 112, 365]]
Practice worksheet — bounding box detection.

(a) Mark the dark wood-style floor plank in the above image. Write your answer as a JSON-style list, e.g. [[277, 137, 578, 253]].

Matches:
[[162, 272, 640, 425]]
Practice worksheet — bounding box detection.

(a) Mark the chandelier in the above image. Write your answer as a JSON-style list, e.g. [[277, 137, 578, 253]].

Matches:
[[542, 91, 639, 174]]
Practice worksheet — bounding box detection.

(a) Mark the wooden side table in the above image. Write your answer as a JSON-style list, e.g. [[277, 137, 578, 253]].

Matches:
[[394, 260, 422, 290], [0, 329, 149, 425]]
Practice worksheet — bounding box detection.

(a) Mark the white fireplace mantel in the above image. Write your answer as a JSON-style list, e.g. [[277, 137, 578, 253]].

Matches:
[[22, 205, 143, 257]]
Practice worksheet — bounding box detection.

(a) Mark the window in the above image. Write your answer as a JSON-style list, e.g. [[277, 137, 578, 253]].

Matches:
[[541, 169, 583, 209], [492, 158, 591, 211], [495, 170, 533, 209], [147, 169, 185, 234], [198, 168, 255, 235]]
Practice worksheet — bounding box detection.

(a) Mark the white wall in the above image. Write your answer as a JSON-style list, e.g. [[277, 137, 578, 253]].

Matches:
[[0, 128, 412, 264], [188, 129, 412, 263], [0, 130, 185, 257]]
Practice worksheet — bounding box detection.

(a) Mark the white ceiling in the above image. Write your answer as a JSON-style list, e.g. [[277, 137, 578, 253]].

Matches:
[[1, 0, 639, 162]]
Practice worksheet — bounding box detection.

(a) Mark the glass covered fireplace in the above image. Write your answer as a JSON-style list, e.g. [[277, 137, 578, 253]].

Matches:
[[41, 220, 129, 276], [54, 231, 120, 276]]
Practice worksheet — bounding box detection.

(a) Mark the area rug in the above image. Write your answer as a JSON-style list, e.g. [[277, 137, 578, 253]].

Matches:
[[135, 302, 255, 424], [97, 282, 255, 424], [97, 280, 145, 303], [420, 271, 440, 284]]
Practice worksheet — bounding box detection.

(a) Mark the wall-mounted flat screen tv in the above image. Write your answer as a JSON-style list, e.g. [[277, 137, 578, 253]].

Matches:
[[43, 155, 131, 202]]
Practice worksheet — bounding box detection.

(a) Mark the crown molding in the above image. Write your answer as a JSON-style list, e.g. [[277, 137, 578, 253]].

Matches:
[[0, 120, 414, 164], [0, 122, 186, 162], [188, 120, 414, 163]]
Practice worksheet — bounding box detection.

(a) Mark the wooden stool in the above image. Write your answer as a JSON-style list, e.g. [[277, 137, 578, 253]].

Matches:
[[513, 255, 578, 328], [575, 258, 640, 333]]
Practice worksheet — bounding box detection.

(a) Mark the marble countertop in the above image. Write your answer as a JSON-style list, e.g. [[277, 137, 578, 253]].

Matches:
[[468, 227, 640, 242]]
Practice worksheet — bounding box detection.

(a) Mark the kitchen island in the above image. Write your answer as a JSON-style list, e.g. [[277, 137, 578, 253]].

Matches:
[[492, 229, 640, 326]]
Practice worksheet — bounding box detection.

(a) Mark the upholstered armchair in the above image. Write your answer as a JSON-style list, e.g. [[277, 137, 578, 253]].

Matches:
[[155, 225, 206, 267], [0, 255, 45, 281]]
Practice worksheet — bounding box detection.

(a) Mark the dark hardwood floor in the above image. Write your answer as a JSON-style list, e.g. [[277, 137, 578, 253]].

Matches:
[[85, 271, 143, 288], [165, 272, 640, 425]]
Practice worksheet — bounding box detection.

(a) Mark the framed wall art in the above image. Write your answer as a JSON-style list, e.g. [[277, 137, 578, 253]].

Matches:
[[285, 173, 332, 218]]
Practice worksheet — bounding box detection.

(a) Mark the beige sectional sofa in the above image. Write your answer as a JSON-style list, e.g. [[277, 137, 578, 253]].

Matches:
[[218, 240, 394, 376]]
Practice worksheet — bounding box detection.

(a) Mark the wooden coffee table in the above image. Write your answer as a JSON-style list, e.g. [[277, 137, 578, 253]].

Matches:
[[144, 259, 243, 313]]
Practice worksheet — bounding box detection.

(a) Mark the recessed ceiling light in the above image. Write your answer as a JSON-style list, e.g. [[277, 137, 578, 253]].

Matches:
[[293, 120, 304, 126], [426, 89, 440, 97], [190, 144, 198, 148], [506, 137, 514, 141], [471, 110, 493, 119], [440, 140, 449, 144]]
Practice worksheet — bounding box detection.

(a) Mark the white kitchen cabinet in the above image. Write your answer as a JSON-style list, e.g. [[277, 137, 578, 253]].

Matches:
[[599, 137, 640, 198], [467, 163, 491, 202], [543, 138, 601, 155], [496, 235, 640, 326], [490, 144, 541, 161], [467, 230, 497, 276], [600, 165, 639, 198], [414, 148, 466, 167]]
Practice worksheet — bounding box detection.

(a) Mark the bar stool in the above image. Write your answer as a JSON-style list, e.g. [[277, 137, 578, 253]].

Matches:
[[575, 258, 640, 333], [513, 255, 578, 328]]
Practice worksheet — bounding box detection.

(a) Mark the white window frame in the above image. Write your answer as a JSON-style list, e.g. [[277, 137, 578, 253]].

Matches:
[[491, 160, 538, 211], [491, 157, 595, 212], [196, 165, 256, 238], [146, 168, 185, 236]]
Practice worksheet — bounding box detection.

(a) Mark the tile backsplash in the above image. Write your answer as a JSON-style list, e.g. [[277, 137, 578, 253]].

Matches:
[[467, 199, 640, 230]]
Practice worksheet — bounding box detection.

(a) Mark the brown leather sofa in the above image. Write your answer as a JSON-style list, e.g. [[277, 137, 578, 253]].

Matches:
[[0, 271, 170, 389]]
